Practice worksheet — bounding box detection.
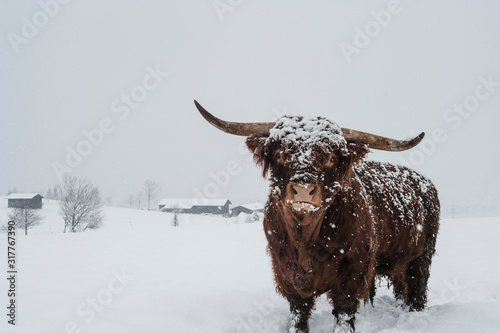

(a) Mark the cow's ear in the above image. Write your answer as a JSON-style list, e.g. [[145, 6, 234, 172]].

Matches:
[[348, 143, 369, 164], [246, 135, 267, 163], [343, 143, 369, 178], [246, 135, 269, 177]]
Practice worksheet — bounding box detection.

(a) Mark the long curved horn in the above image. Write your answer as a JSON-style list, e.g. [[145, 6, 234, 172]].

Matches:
[[195, 100, 424, 151], [195, 100, 274, 136], [341, 128, 425, 152]]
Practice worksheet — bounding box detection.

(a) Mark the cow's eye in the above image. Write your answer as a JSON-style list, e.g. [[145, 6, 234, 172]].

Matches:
[[274, 151, 284, 163], [326, 154, 337, 168]]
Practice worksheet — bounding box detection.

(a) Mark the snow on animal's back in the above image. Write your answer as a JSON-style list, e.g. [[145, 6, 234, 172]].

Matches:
[[355, 160, 440, 227]]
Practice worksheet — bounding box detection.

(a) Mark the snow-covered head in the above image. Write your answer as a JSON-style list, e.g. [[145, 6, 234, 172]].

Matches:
[[246, 115, 368, 214], [267, 115, 348, 183]]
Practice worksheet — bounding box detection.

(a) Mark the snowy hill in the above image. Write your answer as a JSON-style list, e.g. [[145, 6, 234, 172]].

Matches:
[[1, 200, 500, 332]]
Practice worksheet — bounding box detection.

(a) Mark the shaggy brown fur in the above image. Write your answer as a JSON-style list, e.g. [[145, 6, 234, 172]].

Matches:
[[245, 119, 440, 333]]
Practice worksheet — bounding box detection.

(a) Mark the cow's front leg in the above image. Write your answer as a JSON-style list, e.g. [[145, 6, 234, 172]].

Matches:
[[288, 296, 315, 333], [330, 296, 358, 333]]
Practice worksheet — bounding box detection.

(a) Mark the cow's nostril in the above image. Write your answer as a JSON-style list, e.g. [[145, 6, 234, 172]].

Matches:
[[292, 186, 298, 195], [309, 187, 316, 196]]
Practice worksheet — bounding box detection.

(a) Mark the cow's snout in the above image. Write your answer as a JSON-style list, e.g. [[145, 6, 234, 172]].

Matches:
[[286, 182, 322, 209]]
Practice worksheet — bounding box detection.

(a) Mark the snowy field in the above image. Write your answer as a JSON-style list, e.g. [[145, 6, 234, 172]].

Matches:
[[1, 200, 500, 333]]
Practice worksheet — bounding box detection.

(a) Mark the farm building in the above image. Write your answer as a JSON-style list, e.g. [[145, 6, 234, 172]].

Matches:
[[7, 193, 44, 209], [159, 198, 232, 215], [230, 203, 265, 217]]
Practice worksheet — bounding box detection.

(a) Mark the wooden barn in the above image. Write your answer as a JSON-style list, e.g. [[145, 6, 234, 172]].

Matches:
[[7, 193, 44, 209], [159, 198, 232, 215], [230, 203, 265, 217]]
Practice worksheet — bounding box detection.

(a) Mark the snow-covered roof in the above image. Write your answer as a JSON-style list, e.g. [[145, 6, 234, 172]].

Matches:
[[239, 203, 265, 211], [158, 198, 231, 209], [6, 193, 43, 199]]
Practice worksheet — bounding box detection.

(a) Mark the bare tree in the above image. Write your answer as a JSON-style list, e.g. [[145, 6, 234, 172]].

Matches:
[[128, 194, 136, 208], [142, 180, 161, 210], [136, 193, 144, 209], [6, 188, 17, 195], [57, 174, 104, 233], [52, 185, 60, 200], [172, 211, 179, 227], [170, 204, 181, 227], [8, 207, 44, 235], [46, 188, 54, 200]]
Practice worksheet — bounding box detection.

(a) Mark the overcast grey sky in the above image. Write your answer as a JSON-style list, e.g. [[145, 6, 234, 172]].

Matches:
[[1, 0, 500, 211]]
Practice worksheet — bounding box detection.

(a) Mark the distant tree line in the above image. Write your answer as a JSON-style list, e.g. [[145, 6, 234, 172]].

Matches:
[[128, 179, 162, 210]]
